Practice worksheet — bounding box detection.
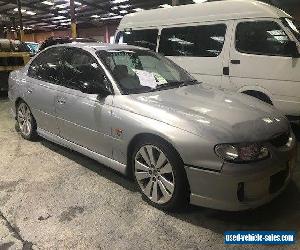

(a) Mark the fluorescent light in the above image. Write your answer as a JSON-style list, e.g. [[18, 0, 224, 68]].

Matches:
[[111, 6, 118, 10], [26, 11, 36, 15], [52, 16, 66, 20], [58, 10, 68, 14], [42, 1, 54, 6], [119, 10, 128, 14], [59, 19, 71, 22], [13, 8, 27, 13], [118, 4, 131, 8], [91, 14, 100, 18], [133, 8, 144, 12], [75, 1, 82, 6], [193, 0, 207, 3], [100, 15, 123, 20], [111, 0, 128, 3], [55, 3, 68, 8], [159, 4, 172, 8]]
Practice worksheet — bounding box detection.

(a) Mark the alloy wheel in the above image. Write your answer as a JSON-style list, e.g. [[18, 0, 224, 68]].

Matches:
[[17, 103, 32, 137], [134, 145, 175, 204]]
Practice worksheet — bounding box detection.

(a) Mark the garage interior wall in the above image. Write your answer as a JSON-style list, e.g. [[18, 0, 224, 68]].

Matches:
[[6, 23, 118, 43]]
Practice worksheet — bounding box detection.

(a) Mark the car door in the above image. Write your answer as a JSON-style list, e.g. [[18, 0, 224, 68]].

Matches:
[[26, 47, 64, 135], [55, 47, 114, 158], [229, 18, 300, 112], [158, 22, 228, 87]]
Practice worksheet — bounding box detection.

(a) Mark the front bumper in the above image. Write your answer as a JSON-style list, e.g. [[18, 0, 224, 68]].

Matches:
[[185, 137, 297, 211]]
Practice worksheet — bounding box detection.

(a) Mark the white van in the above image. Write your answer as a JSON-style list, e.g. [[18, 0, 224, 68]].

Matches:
[[115, 0, 300, 119]]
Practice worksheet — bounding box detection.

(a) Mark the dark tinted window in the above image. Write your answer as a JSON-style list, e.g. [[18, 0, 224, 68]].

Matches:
[[159, 24, 226, 57], [61, 48, 107, 92], [28, 47, 64, 84], [236, 21, 291, 56], [116, 29, 158, 51]]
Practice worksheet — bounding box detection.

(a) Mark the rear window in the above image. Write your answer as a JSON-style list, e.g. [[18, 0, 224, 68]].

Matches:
[[0, 40, 29, 53], [159, 24, 226, 57], [116, 29, 158, 51]]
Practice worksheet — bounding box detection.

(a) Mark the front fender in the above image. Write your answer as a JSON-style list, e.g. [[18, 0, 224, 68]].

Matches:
[[110, 107, 223, 172]]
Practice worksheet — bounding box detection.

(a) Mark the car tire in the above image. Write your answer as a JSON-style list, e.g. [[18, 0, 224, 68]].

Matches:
[[16, 101, 38, 141], [132, 137, 189, 211]]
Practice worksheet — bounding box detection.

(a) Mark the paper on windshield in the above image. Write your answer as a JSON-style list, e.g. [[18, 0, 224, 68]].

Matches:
[[133, 69, 167, 88]]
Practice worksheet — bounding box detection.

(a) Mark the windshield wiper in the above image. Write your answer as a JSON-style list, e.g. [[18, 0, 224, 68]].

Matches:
[[152, 79, 198, 91]]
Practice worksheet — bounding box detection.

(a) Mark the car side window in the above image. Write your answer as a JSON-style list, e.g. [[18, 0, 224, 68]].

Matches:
[[236, 21, 291, 56], [116, 29, 158, 51], [28, 47, 64, 84], [61, 48, 109, 93], [159, 24, 226, 57]]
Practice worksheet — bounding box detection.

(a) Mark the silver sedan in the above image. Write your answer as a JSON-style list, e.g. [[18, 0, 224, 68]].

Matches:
[[8, 43, 297, 211]]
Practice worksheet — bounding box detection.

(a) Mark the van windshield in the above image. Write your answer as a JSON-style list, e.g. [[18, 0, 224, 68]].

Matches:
[[283, 18, 300, 42], [97, 49, 197, 95]]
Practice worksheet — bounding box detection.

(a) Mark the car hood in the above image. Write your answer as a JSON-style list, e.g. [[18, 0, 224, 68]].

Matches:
[[114, 84, 289, 143]]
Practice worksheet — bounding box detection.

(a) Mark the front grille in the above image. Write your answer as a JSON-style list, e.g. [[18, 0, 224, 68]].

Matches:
[[270, 131, 290, 147], [0, 57, 24, 67], [269, 166, 289, 194]]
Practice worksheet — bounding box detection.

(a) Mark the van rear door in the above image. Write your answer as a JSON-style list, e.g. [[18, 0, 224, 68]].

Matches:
[[229, 18, 300, 116]]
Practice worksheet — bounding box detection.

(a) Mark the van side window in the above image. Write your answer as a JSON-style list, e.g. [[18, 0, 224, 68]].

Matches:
[[159, 24, 226, 57], [116, 29, 158, 51], [236, 21, 291, 56]]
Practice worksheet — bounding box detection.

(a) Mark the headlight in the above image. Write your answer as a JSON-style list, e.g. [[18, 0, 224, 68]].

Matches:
[[215, 143, 269, 163]]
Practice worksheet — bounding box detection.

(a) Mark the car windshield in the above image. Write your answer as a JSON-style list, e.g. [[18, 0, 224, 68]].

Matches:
[[283, 18, 300, 42], [97, 49, 197, 94]]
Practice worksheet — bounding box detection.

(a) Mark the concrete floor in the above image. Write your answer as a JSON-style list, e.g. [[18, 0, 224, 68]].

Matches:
[[0, 95, 300, 250]]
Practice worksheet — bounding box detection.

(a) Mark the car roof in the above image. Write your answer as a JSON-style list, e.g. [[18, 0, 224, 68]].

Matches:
[[52, 42, 148, 52], [118, 0, 291, 30]]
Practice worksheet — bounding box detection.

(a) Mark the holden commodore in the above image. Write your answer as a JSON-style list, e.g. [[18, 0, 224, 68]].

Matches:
[[8, 43, 297, 211]]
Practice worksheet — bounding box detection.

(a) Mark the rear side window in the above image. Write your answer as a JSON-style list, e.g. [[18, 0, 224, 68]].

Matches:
[[236, 21, 291, 56], [116, 29, 158, 51], [159, 24, 226, 57], [28, 47, 65, 84]]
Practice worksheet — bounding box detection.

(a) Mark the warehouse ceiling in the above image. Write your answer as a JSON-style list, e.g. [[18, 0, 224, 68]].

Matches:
[[0, 0, 299, 32]]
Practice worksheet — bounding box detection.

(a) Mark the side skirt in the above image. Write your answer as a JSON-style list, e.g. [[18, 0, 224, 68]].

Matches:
[[37, 128, 127, 175]]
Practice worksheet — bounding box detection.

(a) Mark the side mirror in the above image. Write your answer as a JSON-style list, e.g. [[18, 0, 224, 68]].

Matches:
[[285, 41, 300, 58], [78, 76, 112, 97]]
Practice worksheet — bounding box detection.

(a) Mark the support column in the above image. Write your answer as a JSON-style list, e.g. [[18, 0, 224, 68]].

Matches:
[[11, 17, 17, 40], [70, 0, 77, 38], [17, 0, 24, 41], [105, 25, 109, 43], [172, 0, 179, 6]]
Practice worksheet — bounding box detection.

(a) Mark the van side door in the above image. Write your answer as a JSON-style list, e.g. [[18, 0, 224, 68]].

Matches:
[[158, 22, 228, 87], [229, 18, 300, 115]]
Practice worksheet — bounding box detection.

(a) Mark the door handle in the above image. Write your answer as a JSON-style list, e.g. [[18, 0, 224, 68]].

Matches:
[[223, 67, 229, 76], [57, 99, 66, 104], [231, 60, 241, 65]]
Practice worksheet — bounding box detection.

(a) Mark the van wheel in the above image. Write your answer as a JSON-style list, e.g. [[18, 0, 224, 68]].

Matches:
[[243, 91, 273, 105], [132, 137, 189, 211], [16, 101, 38, 141]]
